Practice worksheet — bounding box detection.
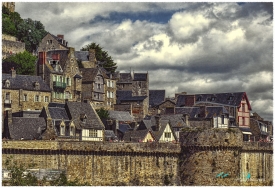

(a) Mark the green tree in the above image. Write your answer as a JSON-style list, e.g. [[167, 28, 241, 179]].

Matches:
[[17, 18, 48, 53], [2, 5, 23, 37], [3, 51, 37, 75], [96, 107, 109, 120], [81, 43, 117, 73], [4, 157, 38, 186]]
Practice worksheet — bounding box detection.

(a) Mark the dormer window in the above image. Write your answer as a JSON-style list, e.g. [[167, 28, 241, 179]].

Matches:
[[80, 114, 87, 123], [34, 82, 40, 90], [5, 80, 10, 88]]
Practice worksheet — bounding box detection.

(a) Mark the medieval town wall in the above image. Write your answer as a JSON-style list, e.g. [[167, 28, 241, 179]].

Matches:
[[2, 130, 273, 186], [2, 35, 25, 59]]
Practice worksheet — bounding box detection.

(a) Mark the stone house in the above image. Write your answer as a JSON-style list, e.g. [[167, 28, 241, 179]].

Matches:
[[2, 68, 51, 127], [116, 72, 149, 121], [176, 92, 252, 139], [75, 49, 117, 110], [250, 112, 273, 142], [40, 101, 105, 141], [148, 90, 166, 115], [150, 99, 176, 115], [37, 33, 69, 52], [138, 115, 177, 142], [37, 48, 82, 103]]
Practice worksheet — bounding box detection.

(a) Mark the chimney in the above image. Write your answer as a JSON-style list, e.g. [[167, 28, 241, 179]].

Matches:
[[57, 34, 64, 40], [155, 114, 161, 131], [199, 106, 206, 118], [89, 49, 96, 67], [11, 67, 16, 78], [39, 52, 46, 65]]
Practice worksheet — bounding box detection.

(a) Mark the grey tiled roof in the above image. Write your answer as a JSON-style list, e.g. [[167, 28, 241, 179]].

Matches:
[[160, 114, 186, 128], [117, 73, 132, 83], [75, 51, 89, 61], [195, 92, 248, 108], [133, 73, 147, 81], [108, 110, 135, 122], [116, 90, 134, 103], [80, 68, 100, 82], [48, 107, 69, 120], [105, 130, 117, 139], [118, 124, 133, 133], [149, 90, 165, 107], [66, 102, 104, 130], [8, 117, 46, 140], [176, 95, 186, 107], [2, 73, 51, 92], [205, 106, 229, 118], [175, 107, 201, 118], [48, 102, 65, 108]]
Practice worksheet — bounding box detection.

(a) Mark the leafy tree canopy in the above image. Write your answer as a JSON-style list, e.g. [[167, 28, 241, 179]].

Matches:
[[81, 43, 117, 73], [96, 107, 109, 120], [17, 18, 48, 53], [2, 51, 37, 75]]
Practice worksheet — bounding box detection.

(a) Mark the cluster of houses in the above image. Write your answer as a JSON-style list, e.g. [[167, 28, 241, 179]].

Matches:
[[2, 33, 273, 143]]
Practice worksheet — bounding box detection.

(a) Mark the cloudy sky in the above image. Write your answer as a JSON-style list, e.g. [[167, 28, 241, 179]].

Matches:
[[15, 2, 273, 121]]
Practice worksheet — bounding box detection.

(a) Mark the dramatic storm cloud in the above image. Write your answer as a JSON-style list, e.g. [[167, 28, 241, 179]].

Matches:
[[16, 2, 273, 121]]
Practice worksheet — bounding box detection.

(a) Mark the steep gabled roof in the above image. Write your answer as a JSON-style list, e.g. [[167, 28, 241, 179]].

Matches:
[[49, 33, 69, 49], [80, 68, 102, 82], [2, 73, 51, 92], [118, 124, 133, 133], [65, 102, 104, 130], [149, 90, 165, 107], [8, 117, 47, 140], [195, 92, 252, 110], [108, 110, 135, 122], [123, 129, 154, 142], [161, 114, 186, 128]]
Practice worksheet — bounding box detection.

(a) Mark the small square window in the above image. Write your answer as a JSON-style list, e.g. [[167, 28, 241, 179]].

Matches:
[[35, 95, 39, 102], [45, 96, 49, 102]]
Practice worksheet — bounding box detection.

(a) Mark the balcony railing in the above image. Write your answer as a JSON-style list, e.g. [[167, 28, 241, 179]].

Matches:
[[53, 81, 66, 89]]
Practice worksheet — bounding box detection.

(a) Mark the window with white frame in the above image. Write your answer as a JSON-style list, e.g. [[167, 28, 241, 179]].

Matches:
[[89, 129, 97, 137], [35, 95, 40, 102], [60, 125, 65, 136], [23, 94, 27, 101], [44, 96, 49, 102], [107, 80, 110, 87], [165, 132, 171, 138], [110, 81, 113, 88]]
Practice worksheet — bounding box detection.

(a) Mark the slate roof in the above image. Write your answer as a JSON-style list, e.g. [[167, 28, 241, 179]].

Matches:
[[133, 73, 147, 81], [105, 130, 117, 139], [160, 114, 186, 128], [205, 106, 229, 118], [149, 90, 165, 107], [175, 107, 201, 118], [176, 95, 186, 107], [117, 73, 132, 83], [49, 33, 69, 49], [8, 117, 46, 140], [80, 68, 100, 82], [195, 92, 251, 109], [2, 73, 51, 92], [118, 124, 133, 133], [116, 90, 132, 102], [123, 129, 153, 142], [75, 51, 89, 61], [66, 102, 104, 130], [48, 107, 69, 120], [108, 110, 135, 122]]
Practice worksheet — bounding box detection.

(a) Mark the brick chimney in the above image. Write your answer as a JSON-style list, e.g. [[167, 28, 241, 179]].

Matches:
[[11, 67, 16, 78], [155, 114, 161, 131], [57, 34, 64, 40]]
